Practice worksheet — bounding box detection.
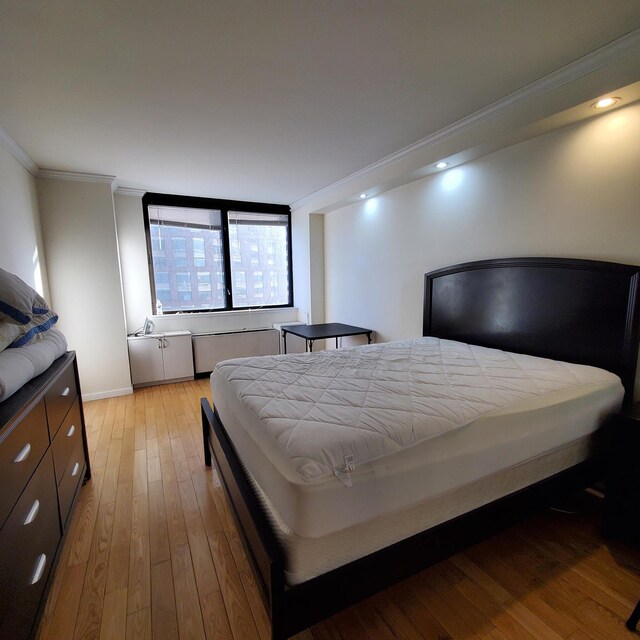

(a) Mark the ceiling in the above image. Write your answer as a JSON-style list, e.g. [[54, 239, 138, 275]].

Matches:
[[1, 1, 640, 206]]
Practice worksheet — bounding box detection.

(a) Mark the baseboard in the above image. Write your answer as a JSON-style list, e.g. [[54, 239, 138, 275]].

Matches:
[[82, 386, 133, 401]]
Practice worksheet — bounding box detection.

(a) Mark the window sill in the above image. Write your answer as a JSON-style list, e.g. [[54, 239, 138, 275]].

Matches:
[[149, 307, 297, 320]]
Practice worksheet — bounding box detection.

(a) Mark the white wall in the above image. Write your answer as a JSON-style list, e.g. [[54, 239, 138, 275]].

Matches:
[[0, 146, 49, 297], [324, 103, 640, 396], [113, 193, 152, 333], [292, 210, 325, 326], [292, 209, 311, 323], [309, 213, 325, 325], [37, 178, 132, 400]]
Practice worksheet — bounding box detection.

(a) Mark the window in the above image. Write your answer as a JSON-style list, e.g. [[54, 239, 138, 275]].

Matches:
[[235, 271, 247, 290], [253, 271, 263, 298], [197, 272, 211, 291], [193, 238, 206, 267], [228, 210, 290, 308], [172, 237, 188, 267], [144, 193, 292, 313], [156, 272, 170, 303]]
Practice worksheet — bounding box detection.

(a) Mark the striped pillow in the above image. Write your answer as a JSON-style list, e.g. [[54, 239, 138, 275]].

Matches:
[[0, 268, 40, 325]]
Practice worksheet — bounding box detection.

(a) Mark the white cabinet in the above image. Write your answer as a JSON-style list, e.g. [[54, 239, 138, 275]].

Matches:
[[128, 336, 164, 385], [128, 331, 194, 387]]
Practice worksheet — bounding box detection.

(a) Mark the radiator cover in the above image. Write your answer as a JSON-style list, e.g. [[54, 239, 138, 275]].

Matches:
[[192, 328, 280, 374]]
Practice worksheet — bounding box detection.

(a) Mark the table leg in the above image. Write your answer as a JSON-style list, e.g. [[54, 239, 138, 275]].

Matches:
[[367, 332, 372, 344], [336, 337, 339, 349], [283, 332, 288, 354], [309, 339, 313, 352]]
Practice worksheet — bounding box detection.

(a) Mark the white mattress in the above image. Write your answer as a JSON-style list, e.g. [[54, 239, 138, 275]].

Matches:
[[211, 337, 622, 538], [252, 436, 595, 584]]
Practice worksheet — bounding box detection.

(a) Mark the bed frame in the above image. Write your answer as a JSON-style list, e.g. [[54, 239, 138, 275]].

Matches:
[[202, 257, 640, 639]]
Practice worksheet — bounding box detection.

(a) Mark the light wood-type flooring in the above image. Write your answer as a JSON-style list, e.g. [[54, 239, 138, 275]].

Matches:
[[37, 380, 640, 640]]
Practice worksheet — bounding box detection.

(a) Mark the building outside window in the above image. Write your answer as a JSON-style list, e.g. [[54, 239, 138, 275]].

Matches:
[[269, 270, 278, 294], [172, 237, 188, 267], [193, 238, 206, 267], [155, 271, 170, 304], [144, 195, 292, 313]]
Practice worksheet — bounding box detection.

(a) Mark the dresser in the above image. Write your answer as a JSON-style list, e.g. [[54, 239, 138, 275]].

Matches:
[[0, 351, 90, 640]]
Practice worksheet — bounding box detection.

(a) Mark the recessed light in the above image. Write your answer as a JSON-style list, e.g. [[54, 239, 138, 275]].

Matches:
[[592, 97, 620, 109], [359, 193, 367, 199], [435, 161, 449, 169]]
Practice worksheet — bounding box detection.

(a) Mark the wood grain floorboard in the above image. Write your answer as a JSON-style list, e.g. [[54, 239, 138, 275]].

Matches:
[[126, 607, 152, 640], [37, 380, 640, 640], [150, 560, 179, 640], [73, 501, 115, 640], [99, 587, 128, 640]]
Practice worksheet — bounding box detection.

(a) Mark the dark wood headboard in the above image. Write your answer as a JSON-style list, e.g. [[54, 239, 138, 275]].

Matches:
[[423, 257, 640, 407]]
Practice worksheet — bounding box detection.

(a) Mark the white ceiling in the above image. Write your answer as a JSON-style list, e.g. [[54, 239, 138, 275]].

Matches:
[[1, 1, 640, 205]]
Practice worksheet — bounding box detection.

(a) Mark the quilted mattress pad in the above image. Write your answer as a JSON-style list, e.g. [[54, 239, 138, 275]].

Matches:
[[214, 337, 619, 486]]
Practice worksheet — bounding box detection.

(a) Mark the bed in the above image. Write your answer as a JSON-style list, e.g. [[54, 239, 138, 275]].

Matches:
[[201, 257, 640, 639]]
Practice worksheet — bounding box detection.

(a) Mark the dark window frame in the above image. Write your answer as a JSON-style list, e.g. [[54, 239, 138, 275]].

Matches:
[[143, 192, 293, 314]]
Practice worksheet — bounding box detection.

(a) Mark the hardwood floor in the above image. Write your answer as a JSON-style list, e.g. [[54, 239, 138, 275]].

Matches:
[[37, 380, 640, 640]]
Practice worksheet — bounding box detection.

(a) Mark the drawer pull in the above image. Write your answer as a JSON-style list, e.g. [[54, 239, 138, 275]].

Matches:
[[30, 554, 47, 585], [13, 442, 31, 463], [71, 462, 80, 477], [67, 424, 76, 438], [60, 387, 71, 397], [23, 499, 40, 526]]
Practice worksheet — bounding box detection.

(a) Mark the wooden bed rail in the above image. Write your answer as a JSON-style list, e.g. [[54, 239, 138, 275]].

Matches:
[[201, 399, 286, 638]]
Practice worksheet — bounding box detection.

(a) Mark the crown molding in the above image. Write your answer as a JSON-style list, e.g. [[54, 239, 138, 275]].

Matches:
[[38, 169, 117, 189], [0, 127, 120, 189], [114, 186, 146, 197], [0, 126, 39, 175], [291, 28, 640, 212]]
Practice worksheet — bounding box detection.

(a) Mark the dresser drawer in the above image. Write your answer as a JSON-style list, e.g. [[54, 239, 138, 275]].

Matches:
[[58, 441, 86, 528], [0, 451, 61, 640], [52, 398, 82, 486], [0, 399, 49, 528], [44, 359, 77, 438]]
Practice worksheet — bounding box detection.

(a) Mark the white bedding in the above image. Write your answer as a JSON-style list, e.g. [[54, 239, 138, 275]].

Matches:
[[0, 328, 68, 401], [253, 436, 595, 584], [212, 337, 622, 537]]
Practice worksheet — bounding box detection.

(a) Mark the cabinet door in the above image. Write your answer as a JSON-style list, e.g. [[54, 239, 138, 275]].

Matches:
[[161, 335, 194, 381], [128, 337, 165, 385]]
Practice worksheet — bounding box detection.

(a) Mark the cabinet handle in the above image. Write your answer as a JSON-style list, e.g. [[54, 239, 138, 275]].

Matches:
[[23, 499, 40, 526], [67, 424, 76, 438], [158, 339, 162, 349], [163, 338, 168, 348], [71, 462, 80, 477], [13, 442, 31, 463], [60, 387, 71, 397], [30, 554, 47, 585]]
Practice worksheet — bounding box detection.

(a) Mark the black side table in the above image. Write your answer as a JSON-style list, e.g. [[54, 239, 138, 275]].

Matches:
[[281, 323, 372, 354], [603, 402, 640, 541], [602, 402, 640, 631]]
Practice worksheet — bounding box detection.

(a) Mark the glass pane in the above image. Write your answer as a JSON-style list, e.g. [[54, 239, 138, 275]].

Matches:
[[148, 205, 225, 312], [228, 211, 290, 307], [193, 237, 206, 267]]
